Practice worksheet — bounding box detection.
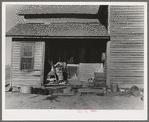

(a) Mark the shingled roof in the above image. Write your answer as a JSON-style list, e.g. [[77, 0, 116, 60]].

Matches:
[[6, 22, 108, 37], [17, 5, 99, 15]]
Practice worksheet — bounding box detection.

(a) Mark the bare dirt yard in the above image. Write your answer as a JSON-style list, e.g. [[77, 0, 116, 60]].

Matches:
[[5, 91, 143, 109]]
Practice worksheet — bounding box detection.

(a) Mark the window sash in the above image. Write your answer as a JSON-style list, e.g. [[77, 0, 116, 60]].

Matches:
[[23, 45, 33, 56], [21, 58, 34, 71]]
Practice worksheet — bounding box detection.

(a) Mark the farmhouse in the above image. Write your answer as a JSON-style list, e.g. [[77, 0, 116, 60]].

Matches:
[[6, 5, 144, 90]]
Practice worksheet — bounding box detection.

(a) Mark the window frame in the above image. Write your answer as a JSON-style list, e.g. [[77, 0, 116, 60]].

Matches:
[[20, 42, 35, 72]]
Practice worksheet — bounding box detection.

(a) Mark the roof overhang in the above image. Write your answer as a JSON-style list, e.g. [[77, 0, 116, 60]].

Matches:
[[11, 36, 110, 41], [6, 22, 109, 37], [19, 14, 99, 19]]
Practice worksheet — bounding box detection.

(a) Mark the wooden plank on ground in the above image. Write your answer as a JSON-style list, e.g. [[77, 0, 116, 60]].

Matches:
[[45, 86, 68, 89], [52, 92, 75, 96]]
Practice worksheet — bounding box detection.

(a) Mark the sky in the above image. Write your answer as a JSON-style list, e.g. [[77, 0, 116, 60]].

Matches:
[[5, 5, 25, 65], [5, 4, 99, 65]]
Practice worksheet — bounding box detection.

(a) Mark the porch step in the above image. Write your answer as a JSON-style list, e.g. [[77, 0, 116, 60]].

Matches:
[[77, 88, 105, 93]]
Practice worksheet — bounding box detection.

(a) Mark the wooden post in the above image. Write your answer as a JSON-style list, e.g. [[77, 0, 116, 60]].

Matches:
[[106, 41, 110, 87], [40, 41, 45, 86], [10, 40, 13, 88]]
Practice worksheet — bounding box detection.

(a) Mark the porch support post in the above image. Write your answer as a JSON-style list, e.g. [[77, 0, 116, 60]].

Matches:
[[106, 41, 110, 87], [40, 41, 45, 85]]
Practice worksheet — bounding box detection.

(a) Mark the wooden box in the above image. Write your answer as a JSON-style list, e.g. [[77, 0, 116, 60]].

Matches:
[[78, 63, 103, 81]]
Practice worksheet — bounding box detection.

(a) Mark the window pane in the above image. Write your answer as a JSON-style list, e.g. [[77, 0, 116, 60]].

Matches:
[[23, 46, 33, 56], [27, 58, 32, 63], [24, 52, 27, 56], [23, 64, 27, 69], [28, 64, 32, 69], [24, 46, 32, 51], [22, 58, 27, 63], [24, 46, 28, 52], [27, 46, 32, 50], [28, 51, 32, 56]]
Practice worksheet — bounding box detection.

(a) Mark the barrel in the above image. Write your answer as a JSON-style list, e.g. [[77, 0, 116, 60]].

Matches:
[[20, 85, 32, 94], [111, 83, 118, 93]]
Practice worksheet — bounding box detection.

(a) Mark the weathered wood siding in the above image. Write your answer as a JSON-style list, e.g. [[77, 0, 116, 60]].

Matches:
[[11, 41, 43, 86], [108, 5, 144, 87]]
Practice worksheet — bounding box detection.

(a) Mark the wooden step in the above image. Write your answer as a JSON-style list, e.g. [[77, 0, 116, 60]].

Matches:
[[78, 88, 104, 93]]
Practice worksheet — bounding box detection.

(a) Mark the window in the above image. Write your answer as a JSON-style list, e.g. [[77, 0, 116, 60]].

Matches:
[[20, 43, 35, 71]]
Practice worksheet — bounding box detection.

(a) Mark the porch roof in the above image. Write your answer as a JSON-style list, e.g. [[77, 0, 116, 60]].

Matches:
[[6, 22, 108, 37]]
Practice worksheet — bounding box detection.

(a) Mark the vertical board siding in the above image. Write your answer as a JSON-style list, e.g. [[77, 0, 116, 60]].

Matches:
[[108, 5, 144, 85], [11, 41, 42, 86], [34, 42, 42, 70]]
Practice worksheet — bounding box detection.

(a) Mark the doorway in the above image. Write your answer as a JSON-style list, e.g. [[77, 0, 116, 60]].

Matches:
[[43, 38, 109, 83]]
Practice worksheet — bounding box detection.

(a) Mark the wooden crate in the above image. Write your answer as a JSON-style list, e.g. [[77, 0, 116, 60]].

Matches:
[[78, 63, 103, 81]]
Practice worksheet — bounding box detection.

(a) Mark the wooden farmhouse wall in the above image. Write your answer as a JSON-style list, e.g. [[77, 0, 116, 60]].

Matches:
[[107, 5, 144, 88], [11, 40, 44, 86]]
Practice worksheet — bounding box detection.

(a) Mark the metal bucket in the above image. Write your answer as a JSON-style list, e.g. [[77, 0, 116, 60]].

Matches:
[[111, 83, 118, 93], [20, 85, 32, 94]]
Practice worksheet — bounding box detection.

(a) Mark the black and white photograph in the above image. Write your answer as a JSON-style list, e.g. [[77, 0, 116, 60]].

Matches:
[[2, 1, 147, 120]]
